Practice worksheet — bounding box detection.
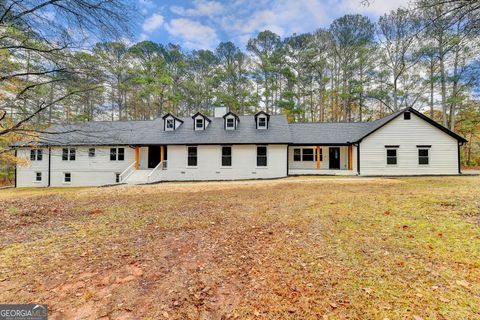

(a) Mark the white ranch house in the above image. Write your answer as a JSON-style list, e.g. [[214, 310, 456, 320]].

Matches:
[[14, 107, 467, 187]]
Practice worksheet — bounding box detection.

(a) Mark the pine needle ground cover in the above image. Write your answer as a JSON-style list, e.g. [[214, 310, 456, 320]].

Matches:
[[0, 177, 479, 319]]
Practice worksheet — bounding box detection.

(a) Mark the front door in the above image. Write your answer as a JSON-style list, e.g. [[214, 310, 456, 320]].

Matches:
[[148, 146, 160, 168], [329, 147, 340, 169]]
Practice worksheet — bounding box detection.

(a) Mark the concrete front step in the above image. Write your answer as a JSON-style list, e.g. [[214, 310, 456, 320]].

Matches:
[[125, 170, 151, 185]]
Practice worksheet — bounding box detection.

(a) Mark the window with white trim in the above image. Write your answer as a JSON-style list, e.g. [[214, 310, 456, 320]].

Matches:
[[166, 118, 174, 130], [35, 172, 42, 182], [62, 148, 76, 161], [293, 148, 321, 162], [386, 148, 398, 165], [30, 149, 43, 161], [226, 117, 235, 129], [418, 148, 429, 165], [187, 146, 197, 166], [88, 148, 96, 157], [110, 148, 125, 161], [64, 172, 71, 183], [195, 118, 203, 129], [258, 117, 266, 129], [257, 145, 267, 166]]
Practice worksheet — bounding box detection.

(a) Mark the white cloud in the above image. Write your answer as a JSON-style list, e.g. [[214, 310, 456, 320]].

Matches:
[[170, 0, 225, 17], [142, 13, 164, 33], [165, 18, 219, 49], [220, 0, 328, 40]]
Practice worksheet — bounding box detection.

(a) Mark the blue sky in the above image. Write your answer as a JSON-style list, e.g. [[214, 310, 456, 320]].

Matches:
[[132, 0, 410, 50]]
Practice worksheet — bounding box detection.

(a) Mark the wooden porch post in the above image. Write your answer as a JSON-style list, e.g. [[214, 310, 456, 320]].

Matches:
[[316, 146, 321, 170], [135, 146, 139, 170], [348, 145, 353, 171], [160, 145, 165, 162]]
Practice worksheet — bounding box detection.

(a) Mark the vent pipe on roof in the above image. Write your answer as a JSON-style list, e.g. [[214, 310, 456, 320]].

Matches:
[[214, 105, 228, 118]]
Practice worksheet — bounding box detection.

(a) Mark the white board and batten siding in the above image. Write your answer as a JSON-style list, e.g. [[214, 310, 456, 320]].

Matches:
[[16, 146, 135, 187], [161, 144, 288, 181], [359, 112, 459, 175]]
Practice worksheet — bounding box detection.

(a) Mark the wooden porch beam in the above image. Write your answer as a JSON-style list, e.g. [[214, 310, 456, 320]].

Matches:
[[348, 145, 353, 171], [135, 146, 139, 170], [160, 145, 165, 162], [316, 146, 320, 169]]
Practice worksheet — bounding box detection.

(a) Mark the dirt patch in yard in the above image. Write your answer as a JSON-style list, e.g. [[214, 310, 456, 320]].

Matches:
[[0, 177, 479, 319]]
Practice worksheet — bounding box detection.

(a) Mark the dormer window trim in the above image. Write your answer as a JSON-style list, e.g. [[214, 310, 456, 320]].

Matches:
[[192, 112, 211, 131], [254, 111, 270, 130], [196, 118, 204, 129], [226, 118, 234, 129], [223, 111, 240, 130], [166, 119, 174, 129], [258, 117, 266, 128], [162, 113, 184, 131]]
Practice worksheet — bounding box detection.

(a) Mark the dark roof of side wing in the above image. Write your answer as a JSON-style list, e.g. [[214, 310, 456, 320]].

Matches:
[[289, 108, 467, 144]]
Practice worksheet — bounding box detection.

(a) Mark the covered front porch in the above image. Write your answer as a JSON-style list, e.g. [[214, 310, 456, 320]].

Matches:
[[119, 145, 168, 184], [288, 145, 357, 176]]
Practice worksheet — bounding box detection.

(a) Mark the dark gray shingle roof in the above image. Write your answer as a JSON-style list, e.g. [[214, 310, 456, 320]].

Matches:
[[21, 115, 292, 146], [13, 108, 465, 147], [289, 109, 405, 144]]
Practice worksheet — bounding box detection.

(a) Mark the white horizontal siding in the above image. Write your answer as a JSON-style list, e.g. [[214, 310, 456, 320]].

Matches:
[[16, 146, 135, 187], [360, 113, 459, 175], [161, 144, 287, 181], [16, 148, 49, 187]]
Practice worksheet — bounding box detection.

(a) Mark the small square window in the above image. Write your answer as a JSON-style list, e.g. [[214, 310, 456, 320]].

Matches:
[[35, 172, 42, 182], [404, 112, 411, 120], [62, 148, 75, 161], [64, 172, 71, 183], [302, 148, 314, 161], [30, 149, 43, 161], [89, 148, 96, 157], [166, 119, 174, 129]]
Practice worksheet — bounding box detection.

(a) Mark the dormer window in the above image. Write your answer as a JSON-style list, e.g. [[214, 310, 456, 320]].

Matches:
[[192, 112, 211, 131], [196, 118, 203, 129], [226, 118, 234, 129], [258, 117, 266, 128], [162, 113, 184, 131], [254, 111, 270, 130], [223, 111, 239, 130]]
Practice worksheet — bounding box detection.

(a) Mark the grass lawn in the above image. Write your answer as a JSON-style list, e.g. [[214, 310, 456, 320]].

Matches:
[[0, 177, 479, 319]]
